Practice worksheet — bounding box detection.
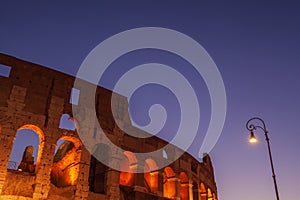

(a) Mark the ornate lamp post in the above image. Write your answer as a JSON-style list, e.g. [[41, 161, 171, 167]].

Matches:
[[246, 117, 280, 200]]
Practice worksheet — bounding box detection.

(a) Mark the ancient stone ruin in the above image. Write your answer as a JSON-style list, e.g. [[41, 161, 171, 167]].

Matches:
[[0, 53, 218, 200]]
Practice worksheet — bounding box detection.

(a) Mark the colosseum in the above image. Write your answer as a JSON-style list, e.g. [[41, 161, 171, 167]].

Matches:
[[0, 53, 218, 200]]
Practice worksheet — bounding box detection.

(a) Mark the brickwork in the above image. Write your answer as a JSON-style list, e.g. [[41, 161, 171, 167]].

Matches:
[[0, 53, 218, 200]]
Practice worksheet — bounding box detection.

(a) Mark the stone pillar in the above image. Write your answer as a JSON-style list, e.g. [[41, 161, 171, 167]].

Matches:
[[133, 161, 145, 192], [32, 136, 55, 199], [178, 179, 190, 200], [0, 126, 15, 194], [106, 169, 120, 200], [157, 169, 163, 196], [173, 160, 181, 200], [32, 95, 63, 199], [175, 173, 181, 200], [188, 180, 193, 200], [1, 85, 27, 194], [196, 188, 202, 200], [148, 170, 159, 194], [187, 170, 193, 200], [75, 147, 91, 200], [105, 154, 121, 200]]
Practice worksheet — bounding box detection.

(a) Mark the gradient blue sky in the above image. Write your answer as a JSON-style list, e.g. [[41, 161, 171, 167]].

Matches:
[[1, 1, 300, 199]]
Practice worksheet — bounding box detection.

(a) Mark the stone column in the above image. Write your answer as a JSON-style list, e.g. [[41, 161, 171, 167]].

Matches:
[[186, 170, 193, 200], [175, 173, 181, 200], [75, 147, 91, 200], [188, 180, 193, 200], [133, 161, 145, 192], [196, 188, 202, 200], [173, 160, 181, 200], [32, 135, 56, 199], [105, 154, 121, 200], [148, 170, 159, 194], [105, 169, 120, 200], [157, 169, 164, 196], [0, 86, 27, 194], [0, 126, 15, 194]]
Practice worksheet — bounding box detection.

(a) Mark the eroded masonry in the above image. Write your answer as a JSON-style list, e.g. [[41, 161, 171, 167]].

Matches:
[[0, 53, 218, 200]]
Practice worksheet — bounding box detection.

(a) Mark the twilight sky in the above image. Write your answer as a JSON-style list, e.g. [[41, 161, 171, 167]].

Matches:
[[1, 1, 300, 199]]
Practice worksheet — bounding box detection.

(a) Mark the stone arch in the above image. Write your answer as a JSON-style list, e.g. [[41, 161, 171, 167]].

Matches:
[[59, 135, 82, 149], [119, 151, 137, 187], [164, 166, 175, 178], [200, 182, 207, 200], [163, 166, 176, 199], [19, 125, 44, 171], [179, 172, 189, 200], [50, 135, 82, 187], [89, 143, 110, 194], [144, 158, 159, 193], [8, 124, 44, 173], [123, 151, 137, 164]]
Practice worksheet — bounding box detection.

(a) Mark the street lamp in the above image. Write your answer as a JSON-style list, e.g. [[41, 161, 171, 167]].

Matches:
[[246, 117, 280, 200]]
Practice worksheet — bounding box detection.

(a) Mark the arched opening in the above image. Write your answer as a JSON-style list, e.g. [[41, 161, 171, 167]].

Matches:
[[192, 182, 199, 200], [162, 149, 168, 159], [207, 188, 213, 200], [89, 144, 109, 194], [144, 158, 158, 193], [200, 183, 207, 200], [50, 136, 82, 187], [59, 114, 77, 131], [163, 167, 176, 199], [180, 172, 189, 200], [8, 124, 44, 173], [119, 151, 137, 187], [163, 147, 176, 161]]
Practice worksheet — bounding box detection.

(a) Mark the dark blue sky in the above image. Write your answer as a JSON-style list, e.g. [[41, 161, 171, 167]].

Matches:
[[1, 1, 300, 199]]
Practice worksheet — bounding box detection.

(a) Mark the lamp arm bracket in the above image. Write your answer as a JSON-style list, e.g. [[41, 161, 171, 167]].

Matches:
[[246, 117, 268, 133]]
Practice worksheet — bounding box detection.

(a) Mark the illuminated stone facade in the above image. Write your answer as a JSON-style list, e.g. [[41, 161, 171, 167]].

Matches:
[[0, 53, 218, 200]]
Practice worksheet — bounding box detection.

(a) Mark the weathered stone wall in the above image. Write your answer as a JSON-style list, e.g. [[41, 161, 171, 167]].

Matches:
[[47, 184, 76, 200], [1, 171, 35, 197], [0, 53, 218, 200]]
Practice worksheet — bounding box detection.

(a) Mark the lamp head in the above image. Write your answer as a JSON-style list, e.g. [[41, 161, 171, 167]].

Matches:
[[249, 131, 258, 143]]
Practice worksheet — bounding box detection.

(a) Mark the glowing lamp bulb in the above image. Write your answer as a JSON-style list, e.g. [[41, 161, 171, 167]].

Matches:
[[249, 131, 258, 143]]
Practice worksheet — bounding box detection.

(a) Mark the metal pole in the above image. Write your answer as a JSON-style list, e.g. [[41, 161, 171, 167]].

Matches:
[[246, 117, 280, 200], [264, 132, 280, 200]]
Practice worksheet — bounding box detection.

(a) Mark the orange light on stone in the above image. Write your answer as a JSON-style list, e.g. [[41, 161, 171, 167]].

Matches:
[[119, 172, 134, 186], [163, 179, 176, 199], [119, 151, 137, 187], [180, 172, 189, 200], [51, 139, 81, 187], [207, 188, 213, 200], [69, 167, 78, 185], [163, 167, 176, 198]]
